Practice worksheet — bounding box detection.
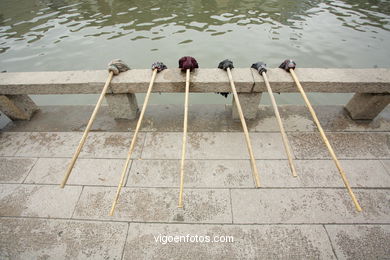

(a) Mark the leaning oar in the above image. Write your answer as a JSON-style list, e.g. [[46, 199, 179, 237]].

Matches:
[[109, 62, 167, 216], [60, 60, 129, 188], [279, 59, 362, 212], [218, 59, 261, 187], [251, 62, 297, 177], [178, 56, 198, 208]]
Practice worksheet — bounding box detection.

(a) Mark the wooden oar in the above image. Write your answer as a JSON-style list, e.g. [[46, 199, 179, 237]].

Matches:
[[218, 59, 261, 186], [177, 56, 198, 208], [280, 59, 362, 211], [264, 72, 297, 177], [251, 62, 297, 177], [226, 67, 261, 187], [60, 60, 129, 188], [178, 68, 190, 208], [110, 62, 166, 216]]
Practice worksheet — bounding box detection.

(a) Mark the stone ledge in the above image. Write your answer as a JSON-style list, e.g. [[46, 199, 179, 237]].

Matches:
[[1, 68, 389, 94]]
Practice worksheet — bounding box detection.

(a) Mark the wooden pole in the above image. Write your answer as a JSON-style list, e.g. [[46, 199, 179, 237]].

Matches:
[[109, 69, 158, 216], [60, 71, 114, 188], [227, 68, 261, 187], [178, 69, 190, 208], [289, 69, 362, 212], [262, 72, 297, 177]]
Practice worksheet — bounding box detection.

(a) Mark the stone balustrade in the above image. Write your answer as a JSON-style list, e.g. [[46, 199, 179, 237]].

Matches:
[[0, 68, 389, 120]]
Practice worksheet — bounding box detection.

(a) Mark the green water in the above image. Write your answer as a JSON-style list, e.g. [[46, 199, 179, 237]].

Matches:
[[1, 0, 389, 106]]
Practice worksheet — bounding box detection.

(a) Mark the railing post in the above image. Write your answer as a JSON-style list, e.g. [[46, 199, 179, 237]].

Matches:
[[345, 93, 390, 120], [0, 95, 38, 120], [232, 93, 262, 120], [105, 93, 139, 120]]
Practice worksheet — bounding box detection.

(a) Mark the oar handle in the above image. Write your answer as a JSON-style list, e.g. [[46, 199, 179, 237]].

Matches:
[[289, 69, 362, 212], [261, 72, 297, 177], [110, 69, 158, 216], [227, 68, 261, 187], [60, 71, 114, 188], [178, 69, 190, 208]]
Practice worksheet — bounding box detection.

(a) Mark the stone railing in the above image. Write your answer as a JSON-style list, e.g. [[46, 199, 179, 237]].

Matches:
[[0, 68, 389, 120]]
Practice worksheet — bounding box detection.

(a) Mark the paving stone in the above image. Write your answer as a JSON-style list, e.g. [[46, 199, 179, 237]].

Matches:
[[140, 104, 230, 132], [4, 105, 231, 133], [258, 159, 390, 188], [288, 132, 390, 159], [14, 132, 144, 159], [231, 189, 390, 224], [80, 132, 144, 159], [315, 105, 390, 132], [380, 160, 390, 175], [325, 225, 390, 260], [25, 158, 126, 186], [0, 218, 128, 260], [228, 105, 316, 132], [0, 132, 30, 156], [15, 132, 83, 157], [0, 184, 82, 218], [73, 187, 231, 223], [5, 105, 390, 133], [127, 159, 254, 188], [123, 223, 336, 259], [0, 157, 36, 183], [141, 132, 287, 159]]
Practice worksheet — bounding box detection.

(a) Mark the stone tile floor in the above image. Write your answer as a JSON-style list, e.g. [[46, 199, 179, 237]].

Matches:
[[0, 105, 389, 259]]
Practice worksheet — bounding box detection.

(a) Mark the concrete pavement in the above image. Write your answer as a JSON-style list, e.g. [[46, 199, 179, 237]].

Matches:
[[0, 105, 389, 259]]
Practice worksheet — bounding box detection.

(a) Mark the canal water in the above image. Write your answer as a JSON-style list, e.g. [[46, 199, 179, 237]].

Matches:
[[1, 0, 389, 106]]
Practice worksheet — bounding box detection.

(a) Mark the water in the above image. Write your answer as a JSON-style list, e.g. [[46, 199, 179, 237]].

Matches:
[[1, 0, 390, 106]]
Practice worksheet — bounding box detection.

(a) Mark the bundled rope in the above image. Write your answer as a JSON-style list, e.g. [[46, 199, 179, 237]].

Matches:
[[279, 59, 362, 212], [60, 59, 129, 188], [109, 61, 167, 216], [178, 56, 198, 208]]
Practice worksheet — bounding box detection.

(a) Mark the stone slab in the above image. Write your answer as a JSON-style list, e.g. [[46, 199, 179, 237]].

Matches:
[[0, 157, 36, 183], [313, 105, 390, 132], [141, 132, 287, 159], [4, 105, 390, 133], [14, 132, 144, 158], [0, 218, 128, 260], [124, 223, 336, 259], [232, 93, 261, 120], [25, 158, 126, 186], [248, 105, 316, 132], [4, 104, 231, 132], [258, 159, 390, 188], [231, 189, 390, 224], [251, 68, 390, 93], [0, 132, 30, 156], [73, 187, 232, 223], [1, 68, 390, 94], [380, 160, 390, 175], [15, 132, 83, 157], [0, 184, 82, 218], [288, 132, 390, 159], [325, 225, 390, 260], [128, 159, 390, 189], [127, 159, 254, 188], [80, 132, 144, 159]]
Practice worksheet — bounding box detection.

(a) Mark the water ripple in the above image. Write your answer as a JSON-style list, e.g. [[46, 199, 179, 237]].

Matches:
[[0, 0, 389, 72]]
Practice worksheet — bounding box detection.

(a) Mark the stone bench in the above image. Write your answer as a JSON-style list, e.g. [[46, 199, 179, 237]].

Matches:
[[0, 68, 389, 120]]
